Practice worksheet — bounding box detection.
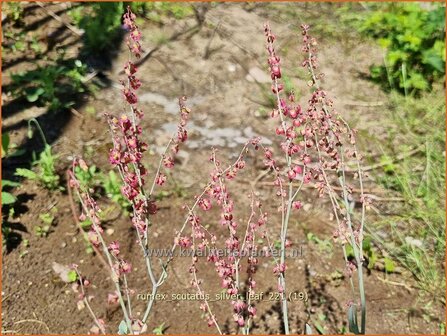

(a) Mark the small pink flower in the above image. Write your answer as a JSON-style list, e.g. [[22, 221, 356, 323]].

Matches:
[[287, 170, 296, 180], [129, 76, 141, 90], [178, 236, 192, 248], [78, 159, 88, 172], [130, 41, 142, 57], [108, 241, 120, 256], [107, 291, 119, 305], [232, 300, 245, 313], [131, 319, 147, 334], [130, 29, 142, 41], [292, 201, 302, 210], [233, 314, 245, 327], [127, 137, 137, 149], [120, 260, 132, 274], [109, 149, 121, 165], [124, 62, 137, 76], [248, 305, 257, 317], [293, 119, 301, 127], [293, 165, 303, 174], [148, 200, 157, 215], [272, 83, 283, 94], [249, 279, 256, 288], [163, 156, 174, 168], [119, 114, 132, 131], [123, 88, 137, 104], [235, 160, 245, 169], [303, 172, 312, 184], [199, 198, 212, 211], [270, 65, 281, 79], [275, 126, 285, 135], [264, 148, 273, 159], [177, 129, 188, 142], [69, 178, 79, 188], [273, 263, 287, 275], [155, 173, 167, 186], [121, 185, 138, 201], [87, 230, 100, 247]]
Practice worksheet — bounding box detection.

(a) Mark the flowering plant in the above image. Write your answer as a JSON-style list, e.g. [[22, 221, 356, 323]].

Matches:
[[68, 7, 193, 333], [68, 7, 367, 335]]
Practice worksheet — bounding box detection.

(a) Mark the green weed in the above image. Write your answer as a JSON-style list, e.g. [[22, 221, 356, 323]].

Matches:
[[370, 90, 445, 300], [15, 120, 61, 190]]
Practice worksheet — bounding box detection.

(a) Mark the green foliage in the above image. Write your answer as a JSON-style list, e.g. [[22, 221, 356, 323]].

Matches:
[[371, 90, 445, 299], [383, 257, 395, 273], [2, 190, 16, 206], [3, 30, 27, 52], [2, 178, 20, 206], [362, 237, 378, 270], [15, 144, 60, 190], [118, 320, 128, 335], [359, 3, 445, 94], [307, 232, 333, 255], [141, 2, 194, 22], [68, 2, 194, 54], [3, 2, 24, 24], [102, 171, 131, 210], [152, 322, 166, 335], [9, 60, 87, 111], [71, 3, 124, 54], [67, 270, 78, 283], [2, 133, 25, 159], [35, 212, 54, 237], [74, 164, 100, 190], [1, 133, 25, 250]]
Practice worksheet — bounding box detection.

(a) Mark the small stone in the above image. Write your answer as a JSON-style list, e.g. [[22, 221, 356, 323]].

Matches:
[[106, 228, 114, 236], [227, 63, 237, 72], [246, 67, 271, 83], [303, 203, 312, 212]]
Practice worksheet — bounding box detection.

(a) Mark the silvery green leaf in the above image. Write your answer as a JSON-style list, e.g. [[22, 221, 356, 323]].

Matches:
[[305, 323, 313, 334], [348, 305, 360, 334], [118, 320, 128, 335]]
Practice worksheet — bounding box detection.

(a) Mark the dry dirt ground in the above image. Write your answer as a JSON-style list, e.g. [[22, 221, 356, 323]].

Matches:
[[2, 2, 444, 334]]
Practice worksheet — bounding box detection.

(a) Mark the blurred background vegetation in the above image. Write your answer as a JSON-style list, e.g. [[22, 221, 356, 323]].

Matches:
[[2, 0, 445, 314]]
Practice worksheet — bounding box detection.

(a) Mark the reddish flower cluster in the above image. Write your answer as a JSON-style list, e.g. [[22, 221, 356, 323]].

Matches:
[[123, 6, 142, 58], [106, 7, 190, 237], [262, 24, 368, 333], [299, 25, 367, 258], [70, 164, 134, 283], [162, 96, 190, 170], [182, 140, 267, 329], [265, 23, 312, 189]]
